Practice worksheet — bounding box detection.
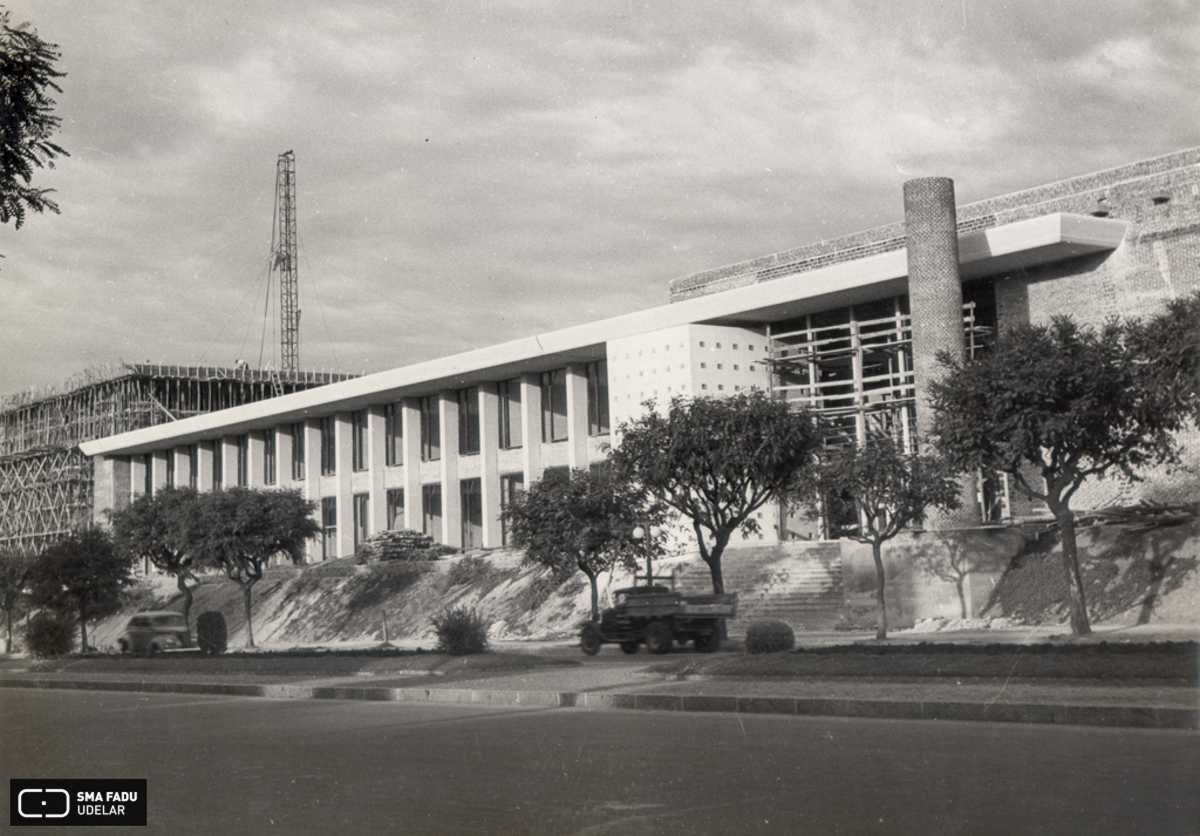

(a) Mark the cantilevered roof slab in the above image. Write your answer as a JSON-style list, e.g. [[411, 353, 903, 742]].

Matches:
[[80, 212, 1126, 457]]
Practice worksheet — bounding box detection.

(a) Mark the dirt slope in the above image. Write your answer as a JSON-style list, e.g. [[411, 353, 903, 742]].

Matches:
[[85, 521, 1198, 651]]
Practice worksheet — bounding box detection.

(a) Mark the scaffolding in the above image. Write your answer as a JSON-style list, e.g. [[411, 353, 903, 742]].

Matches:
[[0, 363, 353, 557], [766, 296, 994, 452]]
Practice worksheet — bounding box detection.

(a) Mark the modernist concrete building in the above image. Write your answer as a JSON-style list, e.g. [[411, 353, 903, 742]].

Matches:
[[80, 149, 1200, 561]]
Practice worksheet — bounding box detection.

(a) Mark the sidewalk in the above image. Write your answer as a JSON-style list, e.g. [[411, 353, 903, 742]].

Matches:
[[3, 648, 1195, 730]]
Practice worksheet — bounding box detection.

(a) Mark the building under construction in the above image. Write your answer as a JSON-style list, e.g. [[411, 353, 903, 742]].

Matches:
[[0, 363, 351, 557]]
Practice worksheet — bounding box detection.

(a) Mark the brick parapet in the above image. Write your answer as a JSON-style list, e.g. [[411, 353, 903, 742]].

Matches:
[[669, 148, 1200, 302]]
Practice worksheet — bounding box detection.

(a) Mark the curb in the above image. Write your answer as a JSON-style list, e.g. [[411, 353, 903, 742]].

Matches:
[[2, 678, 1194, 730]]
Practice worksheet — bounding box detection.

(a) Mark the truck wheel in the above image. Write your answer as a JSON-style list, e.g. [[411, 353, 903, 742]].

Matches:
[[645, 622, 673, 655], [580, 624, 602, 656], [619, 641, 640, 655]]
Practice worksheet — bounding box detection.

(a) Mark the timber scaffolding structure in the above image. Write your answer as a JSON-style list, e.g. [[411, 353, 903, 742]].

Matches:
[[0, 363, 355, 557]]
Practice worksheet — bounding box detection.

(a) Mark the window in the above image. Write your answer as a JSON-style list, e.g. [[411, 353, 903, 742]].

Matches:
[[422, 484, 442, 542], [236, 435, 249, 486], [353, 493, 370, 546], [420, 397, 440, 462], [587, 361, 609, 436], [320, 416, 336, 476], [188, 445, 198, 490], [321, 497, 337, 560], [540, 369, 568, 442], [212, 444, 223, 489], [498, 379, 522, 449], [291, 422, 306, 481], [165, 452, 175, 489], [461, 478, 482, 548], [263, 431, 276, 485], [385, 403, 403, 467], [351, 410, 368, 472], [500, 474, 524, 546], [386, 488, 405, 530], [458, 387, 480, 455]]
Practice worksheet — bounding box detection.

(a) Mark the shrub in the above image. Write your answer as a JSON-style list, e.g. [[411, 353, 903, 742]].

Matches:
[[432, 606, 490, 655], [25, 612, 73, 657], [744, 620, 796, 654], [446, 556, 493, 587], [196, 611, 228, 655]]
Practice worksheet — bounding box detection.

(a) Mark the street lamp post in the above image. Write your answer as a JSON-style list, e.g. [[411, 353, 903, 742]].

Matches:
[[631, 525, 658, 588]]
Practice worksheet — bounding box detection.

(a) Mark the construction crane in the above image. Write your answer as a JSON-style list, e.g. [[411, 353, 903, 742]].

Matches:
[[271, 150, 300, 374]]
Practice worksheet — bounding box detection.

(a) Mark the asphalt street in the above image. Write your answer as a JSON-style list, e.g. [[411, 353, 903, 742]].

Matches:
[[3, 689, 1197, 835]]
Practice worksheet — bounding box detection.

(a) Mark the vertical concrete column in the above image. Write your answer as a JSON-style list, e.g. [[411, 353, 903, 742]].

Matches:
[[478, 382, 503, 547], [247, 433, 265, 487], [172, 448, 191, 491], [565, 363, 590, 469], [150, 450, 168, 493], [904, 176, 980, 526], [220, 438, 238, 489], [196, 443, 214, 492], [401, 399, 422, 531], [439, 392, 461, 547], [334, 413, 355, 558], [367, 405, 388, 535], [519, 373, 543, 484], [304, 420, 323, 560]]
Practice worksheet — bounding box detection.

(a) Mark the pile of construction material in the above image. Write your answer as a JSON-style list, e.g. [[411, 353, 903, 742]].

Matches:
[[355, 529, 443, 563]]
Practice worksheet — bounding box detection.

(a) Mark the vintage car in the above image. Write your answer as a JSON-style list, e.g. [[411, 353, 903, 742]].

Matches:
[[116, 611, 191, 653]]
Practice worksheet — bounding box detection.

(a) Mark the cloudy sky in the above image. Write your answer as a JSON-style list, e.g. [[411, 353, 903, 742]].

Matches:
[[2, 0, 1197, 397]]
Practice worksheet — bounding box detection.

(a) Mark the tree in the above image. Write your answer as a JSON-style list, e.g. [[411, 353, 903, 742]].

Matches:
[[188, 488, 319, 647], [109, 487, 203, 630], [1, 9, 69, 229], [501, 467, 655, 620], [0, 551, 34, 652], [609, 391, 822, 594], [928, 300, 1199, 637], [807, 439, 962, 639], [28, 528, 134, 652]]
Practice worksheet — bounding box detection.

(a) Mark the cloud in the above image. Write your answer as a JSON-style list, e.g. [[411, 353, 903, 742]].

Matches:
[[2, 0, 1197, 396]]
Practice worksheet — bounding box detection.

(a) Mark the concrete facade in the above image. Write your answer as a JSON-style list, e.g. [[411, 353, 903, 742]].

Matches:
[[80, 149, 1200, 561]]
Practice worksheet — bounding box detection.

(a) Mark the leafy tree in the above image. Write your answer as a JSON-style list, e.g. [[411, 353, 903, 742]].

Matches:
[[928, 300, 1199, 636], [807, 439, 961, 639], [28, 528, 134, 652], [502, 467, 655, 620], [189, 488, 319, 647], [1, 9, 69, 229], [0, 551, 34, 652], [609, 391, 822, 594], [109, 487, 203, 630]]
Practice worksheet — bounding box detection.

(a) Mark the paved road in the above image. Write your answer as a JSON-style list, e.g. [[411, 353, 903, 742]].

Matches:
[[3, 689, 1197, 835]]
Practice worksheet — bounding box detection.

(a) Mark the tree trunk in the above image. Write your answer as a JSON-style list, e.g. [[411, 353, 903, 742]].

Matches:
[[1054, 508, 1091, 636], [241, 581, 256, 648], [584, 569, 600, 622], [955, 578, 968, 620], [177, 574, 194, 632], [703, 529, 732, 595], [872, 540, 888, 640], [79, 614, 89, 652]]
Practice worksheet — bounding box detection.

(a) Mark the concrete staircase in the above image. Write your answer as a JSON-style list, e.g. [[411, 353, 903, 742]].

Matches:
[[670, 542, 845, 634]]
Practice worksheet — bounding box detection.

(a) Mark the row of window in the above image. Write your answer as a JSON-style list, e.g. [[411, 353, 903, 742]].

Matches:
[[148, 363, 610, 490], [317, 474, 528, 558]]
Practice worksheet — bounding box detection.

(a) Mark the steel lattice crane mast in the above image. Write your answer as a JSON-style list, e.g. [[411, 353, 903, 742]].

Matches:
[[271, 150, 300, 373]]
